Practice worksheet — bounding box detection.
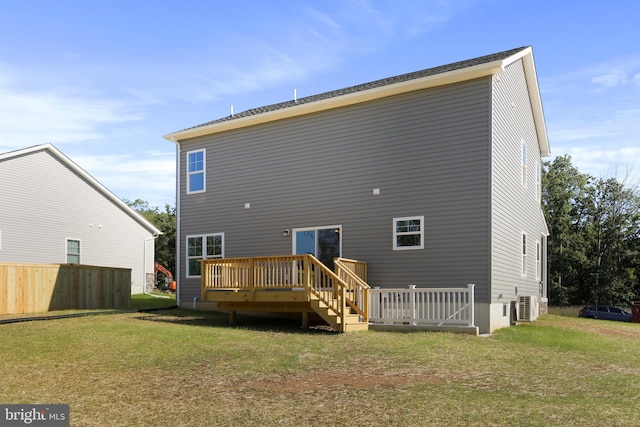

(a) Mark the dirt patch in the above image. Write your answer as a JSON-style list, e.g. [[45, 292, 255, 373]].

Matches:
[[240, 370, 445, 394]]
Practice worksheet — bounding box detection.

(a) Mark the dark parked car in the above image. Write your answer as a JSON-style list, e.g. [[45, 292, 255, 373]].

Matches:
[[578, 306, 632, 322]]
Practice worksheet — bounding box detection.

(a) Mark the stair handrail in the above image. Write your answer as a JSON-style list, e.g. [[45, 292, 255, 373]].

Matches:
[[334, 258, 370, 322], [304, 254, 347, 322]]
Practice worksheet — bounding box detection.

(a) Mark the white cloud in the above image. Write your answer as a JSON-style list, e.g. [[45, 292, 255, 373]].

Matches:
[[592, 69, 628, 88], [542, 56, 640, 95], [338, 0, 454, 38], [305, 6, 343, 33], [543, 54, 640, 184], [153, 1, 459, 107], [0, 68, 143, 151], [71, 152, 176, 208], [560, 145, 640, 183]]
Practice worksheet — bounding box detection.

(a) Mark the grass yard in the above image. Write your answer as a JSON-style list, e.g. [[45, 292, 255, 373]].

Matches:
[[1, 304, 639, 426]]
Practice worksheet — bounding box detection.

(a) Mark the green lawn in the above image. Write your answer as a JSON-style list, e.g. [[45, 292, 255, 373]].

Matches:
[[1, 306, 638, 426], [128, 292, 177, 310]]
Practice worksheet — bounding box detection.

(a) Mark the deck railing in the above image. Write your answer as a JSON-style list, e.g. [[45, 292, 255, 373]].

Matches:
[[334, 258, 369, 321], [334, 257, 367, 281], [369, 284, 475, 327], [201, 255, 369, 322], [201, 256, 474, 328], [201, 256, 304, 291]]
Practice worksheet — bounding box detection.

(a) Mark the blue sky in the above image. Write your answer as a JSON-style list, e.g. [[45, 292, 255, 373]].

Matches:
[[1, 0, 639, 208]]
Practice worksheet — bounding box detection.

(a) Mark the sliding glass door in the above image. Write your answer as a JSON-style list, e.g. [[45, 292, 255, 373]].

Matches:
[[293, 225, 341, 270]]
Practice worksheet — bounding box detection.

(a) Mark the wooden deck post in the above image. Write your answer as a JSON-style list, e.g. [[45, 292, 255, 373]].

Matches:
[[248, 258, 254, 291], [301, 311, 309, 329], [229, 310, 236, 325]]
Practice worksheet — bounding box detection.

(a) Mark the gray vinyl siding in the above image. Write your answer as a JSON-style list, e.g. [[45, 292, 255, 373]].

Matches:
[[490, 59, 547, 303], [0, 149, 156, 293], [178, 78, 494, 303]]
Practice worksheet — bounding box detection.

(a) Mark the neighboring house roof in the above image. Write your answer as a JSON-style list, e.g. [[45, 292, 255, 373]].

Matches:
[[164, 46, 549, 157], [0, 144, 162, 236]]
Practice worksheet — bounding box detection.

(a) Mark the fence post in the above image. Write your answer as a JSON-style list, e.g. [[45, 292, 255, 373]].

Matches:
[[409, 285, 416, 326], [467, 283, 475, 327], [340, 286, 346, 331], [304, 256, 311, 292]]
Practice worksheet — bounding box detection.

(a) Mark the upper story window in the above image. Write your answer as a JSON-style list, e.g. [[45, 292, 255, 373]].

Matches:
[[187, 149, 205, 194], [186, 233, 224, 277], [67, 239, 81, 264], [393, 216, 424, 250]]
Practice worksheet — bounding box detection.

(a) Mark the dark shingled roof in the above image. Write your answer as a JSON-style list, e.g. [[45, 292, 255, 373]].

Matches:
[[184, 46, 529, 132]]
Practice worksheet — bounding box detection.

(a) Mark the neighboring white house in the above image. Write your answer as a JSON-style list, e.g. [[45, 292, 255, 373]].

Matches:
[[0, 144, 162, 294]]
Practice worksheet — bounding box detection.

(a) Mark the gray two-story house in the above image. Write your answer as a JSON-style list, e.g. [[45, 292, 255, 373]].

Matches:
[[164, 46, 550, 334]]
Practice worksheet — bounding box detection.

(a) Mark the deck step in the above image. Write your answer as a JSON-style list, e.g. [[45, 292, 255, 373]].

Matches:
[[343, 322, 370, 332], [309, 294, 368, 332]]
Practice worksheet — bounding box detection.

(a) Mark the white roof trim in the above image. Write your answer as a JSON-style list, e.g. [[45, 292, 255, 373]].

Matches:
[[0, 144, 162, 235], [518, 49, 550, 157]]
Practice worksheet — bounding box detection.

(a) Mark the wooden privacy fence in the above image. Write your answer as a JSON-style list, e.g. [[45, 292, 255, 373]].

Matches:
[[0, 263, 131, 315], [369, 284, 475, 327]]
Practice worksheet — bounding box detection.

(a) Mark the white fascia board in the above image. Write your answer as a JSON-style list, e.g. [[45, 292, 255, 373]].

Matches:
[[541, 209, 550, 236], [164, 60, 507, 143], [0, 143, 54, 160], [507, 47, 550, 158]]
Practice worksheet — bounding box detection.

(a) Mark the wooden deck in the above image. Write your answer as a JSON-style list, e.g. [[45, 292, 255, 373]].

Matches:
[[201, 255, 369, 332]]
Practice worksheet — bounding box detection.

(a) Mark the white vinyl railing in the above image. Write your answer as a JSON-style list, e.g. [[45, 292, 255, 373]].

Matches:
[[369, 284, 475, 327]]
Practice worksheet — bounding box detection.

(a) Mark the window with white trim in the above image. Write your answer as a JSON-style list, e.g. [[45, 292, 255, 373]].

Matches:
[[67, 239, 81, 264], [187, 149, 205, 194], [186, 233, 223, 277], [393, 216, 424, 250], [521, 232, 527, 276], [536, 240, 541, 280]]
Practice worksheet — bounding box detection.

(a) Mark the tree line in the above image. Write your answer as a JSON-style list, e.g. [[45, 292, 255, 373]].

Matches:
[[125, 199, 176, 280], [543, 155, 640, 306]]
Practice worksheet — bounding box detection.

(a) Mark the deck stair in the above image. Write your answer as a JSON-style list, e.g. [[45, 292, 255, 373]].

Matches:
[[309, 294, 369, 332]]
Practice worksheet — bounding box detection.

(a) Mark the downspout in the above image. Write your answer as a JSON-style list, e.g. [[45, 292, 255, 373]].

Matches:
[[174, 139, 182, 307]]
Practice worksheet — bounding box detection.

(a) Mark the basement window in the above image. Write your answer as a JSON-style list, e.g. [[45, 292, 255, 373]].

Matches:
[[393, 216, 424, 250]]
